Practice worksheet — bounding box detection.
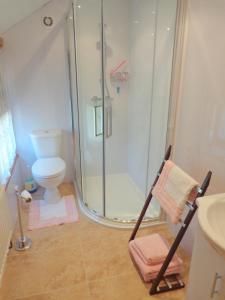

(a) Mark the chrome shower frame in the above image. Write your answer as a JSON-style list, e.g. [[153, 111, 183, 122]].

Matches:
[[67, 0, 188, 228]]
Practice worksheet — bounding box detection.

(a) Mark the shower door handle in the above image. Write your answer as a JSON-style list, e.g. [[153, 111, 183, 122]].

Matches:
[[210, 273, 222, 298], [105, 105, 112, 138]]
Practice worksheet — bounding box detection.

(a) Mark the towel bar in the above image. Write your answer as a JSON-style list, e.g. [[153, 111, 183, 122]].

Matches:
[[129, 145, 212, 295]]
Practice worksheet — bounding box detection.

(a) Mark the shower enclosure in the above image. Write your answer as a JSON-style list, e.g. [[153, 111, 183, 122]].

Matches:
[[68, 0, 180, 227]]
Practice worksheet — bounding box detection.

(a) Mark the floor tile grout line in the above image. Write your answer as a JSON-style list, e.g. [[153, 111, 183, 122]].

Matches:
[[0, 183, 189, 300], [13, 282, 89, 300], [72, 196, 93, 300]]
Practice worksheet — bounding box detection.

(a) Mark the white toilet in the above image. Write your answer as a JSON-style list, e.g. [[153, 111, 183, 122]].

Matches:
[[30, 129, 66, 204]]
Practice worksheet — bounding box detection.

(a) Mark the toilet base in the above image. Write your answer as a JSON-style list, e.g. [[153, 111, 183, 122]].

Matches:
[[44, 187, 61, 204]]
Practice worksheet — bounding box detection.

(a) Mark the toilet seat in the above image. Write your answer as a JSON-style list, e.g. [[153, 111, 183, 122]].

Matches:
[[32, 157, 65, 179]]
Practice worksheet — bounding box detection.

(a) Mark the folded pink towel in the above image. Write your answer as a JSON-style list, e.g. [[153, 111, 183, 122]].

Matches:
[[152, 160, 198, 224], [129, 240, 183, 282], [133, 233, 168, 265]]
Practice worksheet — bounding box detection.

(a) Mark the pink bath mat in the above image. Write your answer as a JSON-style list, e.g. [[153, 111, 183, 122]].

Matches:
[[28, 195, 79, 230]]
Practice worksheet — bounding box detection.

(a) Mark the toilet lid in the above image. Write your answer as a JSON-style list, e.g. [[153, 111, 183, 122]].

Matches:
[[32, 157, 66, 179]]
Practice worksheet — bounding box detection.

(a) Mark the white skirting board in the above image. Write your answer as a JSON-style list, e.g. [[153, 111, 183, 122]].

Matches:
[[0, 187, 13, 285]]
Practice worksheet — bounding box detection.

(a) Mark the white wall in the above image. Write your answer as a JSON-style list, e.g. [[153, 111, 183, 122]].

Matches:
[[2, 0, 73, 182], [0, 0, 51, 35], [173, 0, 225, 254]]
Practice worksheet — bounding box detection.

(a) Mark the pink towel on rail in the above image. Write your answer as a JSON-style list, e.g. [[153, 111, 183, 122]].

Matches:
[[133, 233, 168, 265], [152, 160, 198, 224], [129, 240, 183, 282]]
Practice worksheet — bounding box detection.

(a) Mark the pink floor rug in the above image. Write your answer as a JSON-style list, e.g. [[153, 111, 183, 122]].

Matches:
[[28, 195, 79, 230]]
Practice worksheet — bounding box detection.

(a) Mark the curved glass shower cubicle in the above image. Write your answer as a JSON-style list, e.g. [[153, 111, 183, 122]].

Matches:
[[68, 0, 178, 227]]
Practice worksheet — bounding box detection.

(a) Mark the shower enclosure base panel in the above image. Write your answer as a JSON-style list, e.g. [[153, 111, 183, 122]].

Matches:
[[82, 173, 160, 221]]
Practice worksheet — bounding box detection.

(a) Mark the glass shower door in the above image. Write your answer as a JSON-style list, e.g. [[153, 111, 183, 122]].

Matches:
[[67, 9, 82, 196], [75, 0, 105, 216], [102, 0, 156, 221], [72, 0, 178, 224], [103, 0, 178, 221]]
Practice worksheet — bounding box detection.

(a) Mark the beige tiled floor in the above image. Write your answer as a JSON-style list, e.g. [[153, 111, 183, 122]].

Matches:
[[0, 184, 189, 300]]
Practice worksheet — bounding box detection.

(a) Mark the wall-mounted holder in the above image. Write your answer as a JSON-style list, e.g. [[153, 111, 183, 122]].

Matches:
[[110, 71, 129, 82], [15, 187, 32, 251]]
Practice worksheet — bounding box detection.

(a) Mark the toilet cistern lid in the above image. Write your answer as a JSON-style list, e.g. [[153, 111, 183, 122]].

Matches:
[[32, 157, 65, 178]]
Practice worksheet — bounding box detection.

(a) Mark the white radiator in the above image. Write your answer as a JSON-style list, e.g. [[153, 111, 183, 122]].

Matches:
[[0, 187, 13, 283]]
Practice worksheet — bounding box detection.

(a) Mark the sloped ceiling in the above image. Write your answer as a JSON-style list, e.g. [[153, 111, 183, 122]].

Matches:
[[0, 0, 52, 35]]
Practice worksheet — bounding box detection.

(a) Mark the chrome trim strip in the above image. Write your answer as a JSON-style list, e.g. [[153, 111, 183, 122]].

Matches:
[[74, 180, 166, 229]]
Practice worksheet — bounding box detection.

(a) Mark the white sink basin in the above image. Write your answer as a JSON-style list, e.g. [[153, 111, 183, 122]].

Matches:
[[197, 193, 225, 256]]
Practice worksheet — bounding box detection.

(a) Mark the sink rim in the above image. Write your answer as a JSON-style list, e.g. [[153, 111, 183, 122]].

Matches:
[[197, 193, 225, 255]]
